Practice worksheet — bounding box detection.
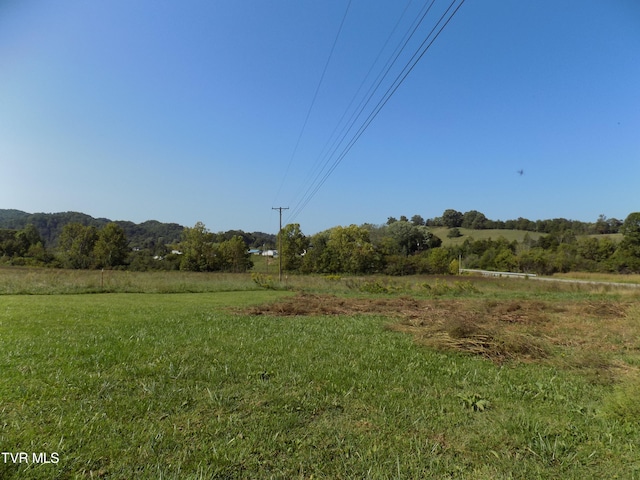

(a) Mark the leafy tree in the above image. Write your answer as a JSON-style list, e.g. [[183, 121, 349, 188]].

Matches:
[[462, 210, 488, 229], [58, 223, 98, 269], [577, 237, 615, 263], [447, 227, 462, 238], [594, 214, 611, 234], [425, 248, 451, 274], [219, 235, 252, 272], [180, 221, 218, 272], [410, 214, 425, 226], [621, 212, 640, 245], [613, 212, 640, 272], [0, 229, 19, 257], [384, 221, 441, 256], [386, 221, 418, 256], [494, 249, 518, 271], [325, 225, 377, 274], [301, 230, 331, 273], [607, 217, 623, 234], [94, 223, 129, 268], [15, 224, 43, 254], [278, 223, 309, 271], [441, 209, 463, 228], [517, 248, 549, 275]]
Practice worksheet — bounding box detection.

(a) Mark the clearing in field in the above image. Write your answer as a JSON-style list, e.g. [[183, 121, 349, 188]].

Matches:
[[247, 292, 638, 377]]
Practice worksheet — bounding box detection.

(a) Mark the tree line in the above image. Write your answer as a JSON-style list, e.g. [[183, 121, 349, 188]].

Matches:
[[1, 209, 638, 274], [0, 221, 266, 272], [393, 210, 622, 235], [274, 213, 638, 275]]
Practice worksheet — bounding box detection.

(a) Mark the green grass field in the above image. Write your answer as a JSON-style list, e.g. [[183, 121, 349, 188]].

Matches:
[[429, 227, 544, 246], [1, 268, 639, 479]]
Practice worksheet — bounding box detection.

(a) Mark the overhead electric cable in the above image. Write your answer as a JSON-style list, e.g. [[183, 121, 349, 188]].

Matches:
[[287, 0, 438, 221], [286, 0, 465, 223], [286, 0, 417, 210], [272, 0, 353, 205]]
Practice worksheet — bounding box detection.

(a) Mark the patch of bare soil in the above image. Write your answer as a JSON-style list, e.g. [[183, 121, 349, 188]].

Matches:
[[245, 293, 427, 318], [246, 293, 635, 368]]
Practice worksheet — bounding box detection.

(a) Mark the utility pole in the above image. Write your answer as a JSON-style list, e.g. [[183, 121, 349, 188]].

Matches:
[[272, 207, 289, 282]]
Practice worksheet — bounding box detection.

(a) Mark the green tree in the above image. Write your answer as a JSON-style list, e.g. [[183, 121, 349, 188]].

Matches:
[[386, 221, 439, 256], [219, 235, 252, 272], [462, 210, 488, 229], [594, 214, 611, 234], [180, 221, 218, 272], [325, 225, 377, 274], [621, 212, 640, 245], [94, 222, 129, 268], [15, 224, 43, 256], [58, 223, 98, 269], [441, 209, 463, 228], [278, 223, 309, 272], [447, 227, 462, 238], [613, 212, 640, 272], [426, 248, 451, 274], [494, 248, 518, 271], [410, 214, 425, 226], [301, 230, 331, 273]]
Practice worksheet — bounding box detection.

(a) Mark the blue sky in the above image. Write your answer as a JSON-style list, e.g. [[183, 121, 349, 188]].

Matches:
[[1, 1, 638, 234]]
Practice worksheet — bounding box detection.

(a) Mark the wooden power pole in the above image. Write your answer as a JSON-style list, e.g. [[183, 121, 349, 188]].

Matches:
[[272, 207, 289, 282]]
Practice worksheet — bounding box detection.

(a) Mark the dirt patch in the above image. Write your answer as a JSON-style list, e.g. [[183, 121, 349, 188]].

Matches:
[[245, 293, 431, 318], [245, 293, 636, 368]]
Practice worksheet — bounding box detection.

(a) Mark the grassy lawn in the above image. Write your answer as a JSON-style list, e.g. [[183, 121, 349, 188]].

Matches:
[[1, 270, 639, 478]]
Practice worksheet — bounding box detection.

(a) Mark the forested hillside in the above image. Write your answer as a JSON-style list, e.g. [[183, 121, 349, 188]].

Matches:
[[0, 210, 184, 248], [0, 210, 275, 250]]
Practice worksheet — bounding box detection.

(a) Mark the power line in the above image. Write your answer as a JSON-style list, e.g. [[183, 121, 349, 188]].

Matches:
[[272, 0, 353, 205], [271, 207, 289, 281], [286, 0, 466, 224], [287, 0, 417, 212], [287, 0, 439, 221]]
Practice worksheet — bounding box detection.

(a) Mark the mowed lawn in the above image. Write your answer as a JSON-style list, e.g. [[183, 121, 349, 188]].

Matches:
[[1, 286, 639, 479]]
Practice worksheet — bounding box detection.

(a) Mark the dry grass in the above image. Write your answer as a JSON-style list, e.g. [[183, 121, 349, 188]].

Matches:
[[246, 293, 639, 378]]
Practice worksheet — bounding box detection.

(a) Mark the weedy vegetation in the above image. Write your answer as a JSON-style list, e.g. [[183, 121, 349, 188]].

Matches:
[[1, 266, 639, 478]]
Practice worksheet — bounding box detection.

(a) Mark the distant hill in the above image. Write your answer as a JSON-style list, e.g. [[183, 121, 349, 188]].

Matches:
[[0, 209, 185, 248], [0, 209, 276, 250]]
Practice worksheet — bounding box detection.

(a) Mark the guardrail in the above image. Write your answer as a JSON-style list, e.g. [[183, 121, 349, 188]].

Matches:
[[460, 269, 640, 288], [460, 269, 537, 278]]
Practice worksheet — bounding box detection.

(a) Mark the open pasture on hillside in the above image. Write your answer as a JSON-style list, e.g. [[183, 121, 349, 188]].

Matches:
[[1, 268, 639, 479]]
